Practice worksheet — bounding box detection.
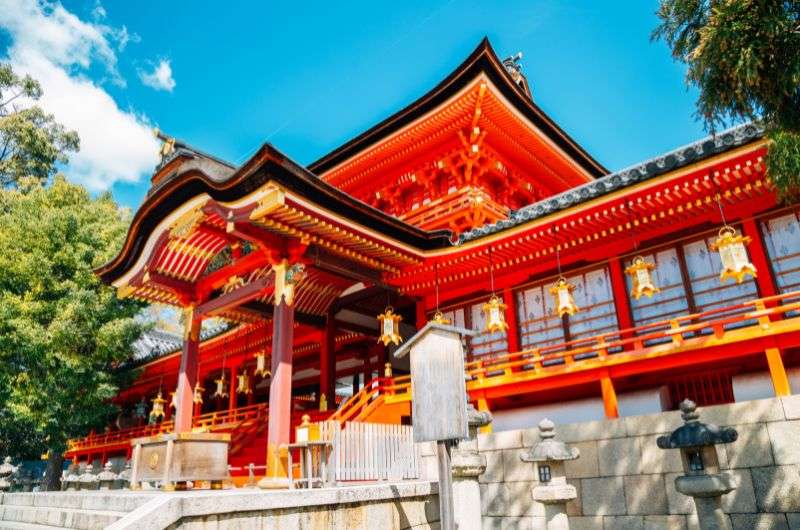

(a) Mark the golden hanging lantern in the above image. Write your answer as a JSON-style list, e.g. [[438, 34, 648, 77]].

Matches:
[[236, 370, 252, 395], [193, 382, 205, 404], [377, 306, 403, 346], [710, 225, 757, 284], [430, 310, 451, 325], [625, 256, 660, 300], [213, 372, 228, 399], [149, 391, 166, 421], [254, 350, 271, 378], [550, 277, 579, 317], [169, 391, 177, 410], [482, 295, 508, 333]]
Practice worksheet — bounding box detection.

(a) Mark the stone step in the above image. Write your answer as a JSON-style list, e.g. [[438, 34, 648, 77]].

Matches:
[[0, 505, 126, 530], [1, 493, 154, 513], [0, 521, 66, 530]]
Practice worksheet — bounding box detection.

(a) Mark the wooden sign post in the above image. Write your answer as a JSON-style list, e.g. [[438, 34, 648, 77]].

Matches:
[[395, 322, 476, 530]]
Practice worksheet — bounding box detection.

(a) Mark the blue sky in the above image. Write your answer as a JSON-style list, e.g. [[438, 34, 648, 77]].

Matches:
[[1, 1, 706, 210]]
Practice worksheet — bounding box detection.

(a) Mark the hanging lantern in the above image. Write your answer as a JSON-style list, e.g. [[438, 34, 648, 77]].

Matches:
[[133, 398, 147, 419], [625, 256, 660, 300], [169, 391, 177, 410], [482, 295, 508, 333], [149, 391, 166, 422], [254, 350, 271, 378], [237, 370, 252, 395], [710, 225, 757, 284], [431, 310, 451, 325], [193, 382, 205, 404], [377, 306, 403, 346], [213, 372, 228, 399], [550, 277, 579, 317]]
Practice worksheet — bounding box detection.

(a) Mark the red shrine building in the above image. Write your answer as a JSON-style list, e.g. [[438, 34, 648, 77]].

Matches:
[[67, 39, 800, 478]]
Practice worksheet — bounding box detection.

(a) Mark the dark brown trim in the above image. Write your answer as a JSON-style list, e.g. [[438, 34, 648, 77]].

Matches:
[[308, 37, 607, 179]]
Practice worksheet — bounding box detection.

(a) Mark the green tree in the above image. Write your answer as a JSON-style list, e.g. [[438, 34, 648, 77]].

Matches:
[[0, 177, 143, 488], [0, 63, 80, 186], [653, 1, 800, 198]]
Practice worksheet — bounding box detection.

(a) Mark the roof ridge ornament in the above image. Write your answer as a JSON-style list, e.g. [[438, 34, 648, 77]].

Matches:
[[502, 52, 531, 98]]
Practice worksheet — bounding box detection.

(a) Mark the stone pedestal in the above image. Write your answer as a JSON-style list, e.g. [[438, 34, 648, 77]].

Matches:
[[675, 474, 736, 530], [130, 432, 230, 490], [532, 481, 577, 530], [451, 404, 492, 530]]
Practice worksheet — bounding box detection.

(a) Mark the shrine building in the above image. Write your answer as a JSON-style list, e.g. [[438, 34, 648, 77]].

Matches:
[[66, 39, 800, 479]]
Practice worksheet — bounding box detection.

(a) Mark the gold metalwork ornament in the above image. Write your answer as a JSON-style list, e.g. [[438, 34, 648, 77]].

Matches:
[[149, 391, 167, 421], [377, 306, 403, 346], [236, 370, 252, 395], [222, 275, 246, 293], [213, 374, 229, 399], [193, 383, 205, 404], [625, 256, 660, 300], [710, 225, 757, 284], [319, 393, 328, 412], [550, 277, 579, 317], [148, 452, 159, 470], [482, 295, 509, 333], [431, 311, 451, 325], [254, 351, 272, 378], [169, 206, 205, 240]]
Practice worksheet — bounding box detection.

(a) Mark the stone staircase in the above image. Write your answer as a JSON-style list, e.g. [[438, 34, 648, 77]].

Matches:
[[0, 491, 157, 530]]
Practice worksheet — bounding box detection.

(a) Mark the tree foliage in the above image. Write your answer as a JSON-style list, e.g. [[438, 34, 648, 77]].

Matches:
[[653, 0, 800, 198], [0, 64, 80, 187], [0, 177, 144, 460]]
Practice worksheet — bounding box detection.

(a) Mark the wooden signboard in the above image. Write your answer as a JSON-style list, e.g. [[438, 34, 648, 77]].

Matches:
[[394, 323, 475, 443]]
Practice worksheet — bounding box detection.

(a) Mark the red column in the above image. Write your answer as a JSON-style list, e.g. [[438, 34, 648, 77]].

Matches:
[[174, 307, 201, 434], [416, 299, 427, 330], [608, 257, 634, 345], [502, 288, 519, 354], [228, 364, 238, 412], [319, 313, 336, 404], [741, 217, 778, 298], [263, 295, 295, 484]]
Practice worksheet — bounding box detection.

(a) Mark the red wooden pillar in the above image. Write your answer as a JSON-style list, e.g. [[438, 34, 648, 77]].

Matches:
[[416, 299, 427, 330], [608, 257, 634, 347], [600, 369, 619, 419], [502, 287, 519, 353], [262, 262, 296, 486], [174, 307, 202, 434], [228, 364, 238, 412], [319, 313, 336, 405], [741, 217, 778, 298]]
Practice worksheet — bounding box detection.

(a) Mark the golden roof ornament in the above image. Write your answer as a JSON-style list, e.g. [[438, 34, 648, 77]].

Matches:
[[154, 128, 176, 162], [625, 256, 660, 300], [710, 225, 757, 284], [377, 306, 403, 346]]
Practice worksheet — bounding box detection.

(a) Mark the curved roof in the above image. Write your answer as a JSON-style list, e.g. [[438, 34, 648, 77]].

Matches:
[[308, 38, 607, 179]]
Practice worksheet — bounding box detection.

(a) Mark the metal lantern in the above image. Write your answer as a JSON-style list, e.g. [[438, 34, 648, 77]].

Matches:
[[482, 295, 508, 333], [431, 310, 451, 325], [237, 370, 252, 395], [254, 350, 271, 378], [133, 398, 147, 419], [149, 391, 166, 422], [193, 382, 205, 405], [550, 277, 579, 317], [378, 306, 403, 346], [213, 372, 229, 399], [169, 391, 177, 410], [710, 225, 757, 284], [625, 256, 660, 300]]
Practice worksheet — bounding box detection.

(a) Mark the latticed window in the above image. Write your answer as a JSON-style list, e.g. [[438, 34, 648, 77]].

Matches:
[[762, 211, 800, 294], [668, 370, 734, 409], [625, 248, 689, 328]]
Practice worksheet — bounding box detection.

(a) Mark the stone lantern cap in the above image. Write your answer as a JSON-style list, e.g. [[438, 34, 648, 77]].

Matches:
[[521, 418, 579, 462], [657, 399, 738, 449]]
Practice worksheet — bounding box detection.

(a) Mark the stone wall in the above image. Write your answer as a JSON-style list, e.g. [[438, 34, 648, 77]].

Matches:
[[420, 395, 800, 529]]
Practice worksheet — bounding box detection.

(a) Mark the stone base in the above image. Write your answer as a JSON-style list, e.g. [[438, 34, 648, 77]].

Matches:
[[130, 432, 230, 490]]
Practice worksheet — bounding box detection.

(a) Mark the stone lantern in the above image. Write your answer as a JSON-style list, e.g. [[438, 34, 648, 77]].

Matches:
[[657, 399, 738, 530], [451, 403, 493, 530], [521, 419, 580, 530], [97, 461, 118, 490], [116, 461, 132, 490], [62, 464, 80, 491], [78, 463, 99, 490], [0, 457, 17, 492]]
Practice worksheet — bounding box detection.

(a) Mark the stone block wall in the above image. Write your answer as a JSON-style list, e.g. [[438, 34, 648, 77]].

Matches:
[[421, 395, 800, 529]]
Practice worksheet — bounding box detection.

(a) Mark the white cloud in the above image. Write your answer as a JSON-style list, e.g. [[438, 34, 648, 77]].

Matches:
[[0, 0, 159, 191], [138, 59, 175, 92]]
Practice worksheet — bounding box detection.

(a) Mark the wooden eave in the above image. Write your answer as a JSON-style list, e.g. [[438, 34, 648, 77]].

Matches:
[[309, 38, 607, 186]]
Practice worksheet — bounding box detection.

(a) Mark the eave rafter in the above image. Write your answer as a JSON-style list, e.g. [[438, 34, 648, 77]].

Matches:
[[391, 150, 771, 299]]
